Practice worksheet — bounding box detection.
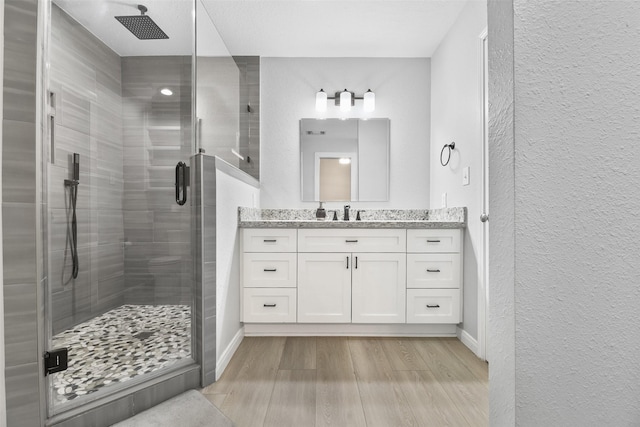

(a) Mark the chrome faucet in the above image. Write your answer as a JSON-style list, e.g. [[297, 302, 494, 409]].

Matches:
[[344, 205, 350, 221]]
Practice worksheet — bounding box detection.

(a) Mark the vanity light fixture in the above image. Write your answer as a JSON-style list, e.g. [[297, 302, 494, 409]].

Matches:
[[339, 89, 352, 112], [363, 89, 375, 112], [315, 88, 375, 112], [315, 89, 327, 112]]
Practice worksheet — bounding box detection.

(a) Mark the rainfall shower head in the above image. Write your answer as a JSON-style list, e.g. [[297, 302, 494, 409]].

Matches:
[[115, 5, 168, 40]]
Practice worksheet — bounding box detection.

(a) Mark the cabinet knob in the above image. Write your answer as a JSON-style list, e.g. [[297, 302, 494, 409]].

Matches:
[[480, 214, 489, 223]]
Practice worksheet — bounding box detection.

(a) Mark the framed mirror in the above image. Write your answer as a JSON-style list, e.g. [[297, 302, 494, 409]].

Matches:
[[300, 118, 389, 202]]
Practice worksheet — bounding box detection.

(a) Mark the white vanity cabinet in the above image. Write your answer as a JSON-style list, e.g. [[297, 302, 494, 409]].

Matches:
[[297, 253, 352, 323], [406, 229, 463, 324], [351, 252, 406, 323], [297, 229, 407, 324], [241, 226, 463, 327], [241, 229, 297, 323]]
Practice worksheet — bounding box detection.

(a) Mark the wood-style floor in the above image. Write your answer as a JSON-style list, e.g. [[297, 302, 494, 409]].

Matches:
[[201, 337, 488, 427]]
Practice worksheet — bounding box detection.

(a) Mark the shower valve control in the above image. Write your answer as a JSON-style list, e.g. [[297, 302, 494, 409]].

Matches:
[[44, 348, 69, 376]]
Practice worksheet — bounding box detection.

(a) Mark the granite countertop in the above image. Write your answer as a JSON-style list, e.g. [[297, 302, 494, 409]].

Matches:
[[238, 207, 467, 229]]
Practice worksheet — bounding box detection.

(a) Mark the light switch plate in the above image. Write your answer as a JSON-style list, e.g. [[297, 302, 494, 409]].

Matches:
[[441, 192, 447, 208], [463, 167, 470, 186]]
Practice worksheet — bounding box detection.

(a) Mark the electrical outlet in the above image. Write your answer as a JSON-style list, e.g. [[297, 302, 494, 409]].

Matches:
[[441, 192, 447, 208], [463, 166, 470, 186]]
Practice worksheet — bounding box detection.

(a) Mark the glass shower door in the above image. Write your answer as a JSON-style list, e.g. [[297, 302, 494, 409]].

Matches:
[[44, 0, 195, 413]]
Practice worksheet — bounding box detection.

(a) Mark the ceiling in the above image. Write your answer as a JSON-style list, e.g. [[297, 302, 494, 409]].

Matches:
[[54, 0, 472, 58], [202, 0, 470, 58]]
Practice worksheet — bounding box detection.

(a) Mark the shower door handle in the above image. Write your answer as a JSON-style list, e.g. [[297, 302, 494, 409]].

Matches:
[[175, 161, 187, 206]]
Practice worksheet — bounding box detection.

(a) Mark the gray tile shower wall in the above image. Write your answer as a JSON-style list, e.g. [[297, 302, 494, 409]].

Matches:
[[121, 56, 193, 307], [192, 154, 217, 386], [234, 56, 260, 180], [3, 0, 44, 424], [49, 4, 125, 334]]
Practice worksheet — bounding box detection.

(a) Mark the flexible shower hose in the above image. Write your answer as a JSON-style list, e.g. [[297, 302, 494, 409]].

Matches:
[[69, 182, 79, 279]]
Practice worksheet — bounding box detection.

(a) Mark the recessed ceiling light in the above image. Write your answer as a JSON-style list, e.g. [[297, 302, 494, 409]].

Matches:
[[160, 88, 173, 96]]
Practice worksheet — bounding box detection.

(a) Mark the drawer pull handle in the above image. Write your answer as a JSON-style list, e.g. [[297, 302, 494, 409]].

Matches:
[[263, 303, 277, 308], [427, 239, 441, 243], [263, 268, 277, 272], [346, 256, 349, 269], [427, 269, 441, 273], [355, 256, 358, 269], [426, 304, 440, 308], [263, 239, 277, 243], [345, 239, 359, 243]]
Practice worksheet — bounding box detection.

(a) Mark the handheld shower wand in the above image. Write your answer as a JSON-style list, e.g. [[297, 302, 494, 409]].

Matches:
[[64, 154, 80, 279]]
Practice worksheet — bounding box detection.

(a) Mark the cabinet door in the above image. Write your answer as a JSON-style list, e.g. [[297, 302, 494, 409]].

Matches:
[[298, 253, 352, 323], [352, 253, 406, 323]]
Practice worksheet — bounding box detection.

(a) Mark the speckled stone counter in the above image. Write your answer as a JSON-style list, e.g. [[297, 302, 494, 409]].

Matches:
[[238, 207, 466, 229]]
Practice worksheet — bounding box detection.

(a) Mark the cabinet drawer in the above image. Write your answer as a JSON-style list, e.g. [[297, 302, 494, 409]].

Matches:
[[298, 229, 406, 253], [243, 253, 297, 288], [243, 229, 297, 252], [243, 288, 297, 323], [407, 229, 461, 253], [407, 289, 461, 324], [407, 254, 461, 289]]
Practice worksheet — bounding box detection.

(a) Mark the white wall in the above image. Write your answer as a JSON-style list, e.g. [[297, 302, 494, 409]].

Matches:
[[261, 57, 430, 210], [490, 1, 640, 425], [430, 2, 487, 342], [215, 165, 259, 376]]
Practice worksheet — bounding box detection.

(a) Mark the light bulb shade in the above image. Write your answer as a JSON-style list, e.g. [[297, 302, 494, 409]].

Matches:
[[315, 89, 327, 112], [340, 89, 352, 112], [363, 89, 375, 112]]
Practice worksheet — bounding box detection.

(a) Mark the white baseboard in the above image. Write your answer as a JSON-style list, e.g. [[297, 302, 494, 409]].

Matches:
[[244, 323, 457, 337], [457, 326, 480, 356], [215, 327, 245, 380]]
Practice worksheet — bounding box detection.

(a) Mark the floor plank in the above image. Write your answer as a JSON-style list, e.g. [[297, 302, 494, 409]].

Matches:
[[263, 370, 317, 427], [393, 369, 471, 427], [348, 338, 419, 427], [379, 338, 429, 371], [412, 339, 488, 427], [441, 338, 489, 382], [315, 338, 367, 427], [218, 337, 286, 427], [279, 337, 317, 370], [201, 336, 488, 427]]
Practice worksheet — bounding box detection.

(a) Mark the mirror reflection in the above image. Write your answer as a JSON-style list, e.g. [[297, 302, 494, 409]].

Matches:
[[300, 118, 389, 202]]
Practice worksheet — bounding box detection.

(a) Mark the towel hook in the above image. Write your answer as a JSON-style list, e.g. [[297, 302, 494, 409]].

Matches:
[[440, 142, 455, 166]]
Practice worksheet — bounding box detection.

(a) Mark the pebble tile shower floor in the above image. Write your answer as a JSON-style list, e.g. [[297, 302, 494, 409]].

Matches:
[[51, 304, 191, 404]]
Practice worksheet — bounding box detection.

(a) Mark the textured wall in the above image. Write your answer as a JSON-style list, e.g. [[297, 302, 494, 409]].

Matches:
[[260, 58, 431, 210], [512, 1, 640, 425], [121, 56, 193, 307], [430, 0, 487, 342], [48, 4, 125, 333], [487, 0, 516, 424]]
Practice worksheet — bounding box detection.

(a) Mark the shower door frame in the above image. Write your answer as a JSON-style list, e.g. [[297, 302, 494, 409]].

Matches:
[[39, 0, 202, 422]]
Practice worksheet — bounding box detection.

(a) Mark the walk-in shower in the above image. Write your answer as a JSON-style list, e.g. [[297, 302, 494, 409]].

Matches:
[[44, 0, 197, 416]]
